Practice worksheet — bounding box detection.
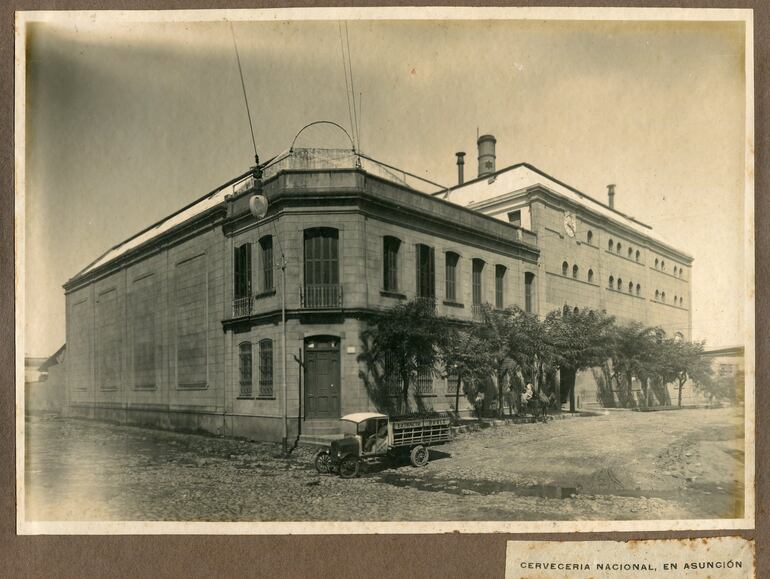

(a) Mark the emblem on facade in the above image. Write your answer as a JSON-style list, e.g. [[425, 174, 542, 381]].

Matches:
[[563, 211, 577, 238]]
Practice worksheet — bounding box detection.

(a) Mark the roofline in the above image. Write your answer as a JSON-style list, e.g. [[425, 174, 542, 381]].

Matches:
[[439, 161, 653, 230], [66, 167, 255, 285]]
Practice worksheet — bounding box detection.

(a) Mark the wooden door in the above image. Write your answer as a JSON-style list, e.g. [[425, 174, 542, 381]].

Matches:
[[304, 337, 341, 419]]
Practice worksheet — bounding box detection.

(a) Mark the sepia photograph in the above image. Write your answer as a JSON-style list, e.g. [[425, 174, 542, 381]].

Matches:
[[16, 8, 754, 534]]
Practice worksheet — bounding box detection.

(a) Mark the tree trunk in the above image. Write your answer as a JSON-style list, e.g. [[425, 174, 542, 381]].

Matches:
[[677, 376, 685, 407], [454, 372, 462, 420]]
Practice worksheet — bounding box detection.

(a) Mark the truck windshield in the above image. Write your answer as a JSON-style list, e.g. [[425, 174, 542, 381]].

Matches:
[[340, 421, 357, 436]]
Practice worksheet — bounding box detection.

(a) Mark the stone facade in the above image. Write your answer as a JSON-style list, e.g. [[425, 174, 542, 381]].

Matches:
[[64, 153, 539, 441]]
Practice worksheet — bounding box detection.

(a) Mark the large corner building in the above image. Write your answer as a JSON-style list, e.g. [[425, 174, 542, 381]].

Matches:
[[63, 136, 692, 441]]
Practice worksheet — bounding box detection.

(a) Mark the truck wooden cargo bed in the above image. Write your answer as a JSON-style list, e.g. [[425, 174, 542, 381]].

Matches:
[[390, 415, 452, 447]]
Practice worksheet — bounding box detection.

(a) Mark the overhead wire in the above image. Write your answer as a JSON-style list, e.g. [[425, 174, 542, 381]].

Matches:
[[338, 22, 357, 151], [344, 22, 361, 150], [229, 22, 259, 165]]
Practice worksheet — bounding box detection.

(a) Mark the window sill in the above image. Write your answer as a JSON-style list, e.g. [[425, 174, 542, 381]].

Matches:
[[237, 395, 255, 400], [380, 290, 407, 299], [257, 396, 276, 400], [255, 290, 276, 299], [442, 300, 465, 308], [415, 393, 438, 398]]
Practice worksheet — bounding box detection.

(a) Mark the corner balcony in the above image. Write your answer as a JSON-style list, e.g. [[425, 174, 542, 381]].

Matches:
[[300, 284, 343, 309]]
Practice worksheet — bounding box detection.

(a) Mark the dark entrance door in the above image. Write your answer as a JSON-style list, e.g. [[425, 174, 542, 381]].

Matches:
[[304, 336, 341, 419]]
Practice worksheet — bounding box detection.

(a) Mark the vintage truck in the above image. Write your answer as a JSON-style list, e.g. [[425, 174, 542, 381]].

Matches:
[[313, 412, 452, 478]]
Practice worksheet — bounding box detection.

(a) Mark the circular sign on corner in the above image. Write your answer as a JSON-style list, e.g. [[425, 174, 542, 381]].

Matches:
[[249, 194, 269, 220]]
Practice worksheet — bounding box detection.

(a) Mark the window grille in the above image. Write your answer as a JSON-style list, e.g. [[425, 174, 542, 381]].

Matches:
[[258, 339, 274, 397], [239, 342, 252, 397]]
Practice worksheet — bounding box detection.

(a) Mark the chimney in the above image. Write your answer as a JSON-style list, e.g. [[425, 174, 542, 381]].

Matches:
[[455, 152, 466, 185], [607, 184, 616, 209], [477, 134, 496, 178]]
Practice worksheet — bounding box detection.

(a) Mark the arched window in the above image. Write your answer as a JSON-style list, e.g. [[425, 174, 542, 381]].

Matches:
[[628, 247, 633, 259], [524, 272, 535, 314], [661, 260, 666, 270], [617, 278, 623, 291], [445, 252, 459, 302], [636, 283, 641, 296], [472, 258, 485, 306], [573, 306, 579, 315], [635, 250, 640, 262], [588, 269, 594, 283], [679, 296, 684, 306], [628, 281, 633, 293], [572, 264, 579, 279], [383, 236, 401, 292], [495, 265, 506, 309], [563, 304, 570, 316], [562, 261, 569, 276], [258, 339, 274, 397], [609, 275, 614, 289], [674, 294, 678, 304], [655, 258, 659, 269], [238, 342, 252, 398], [587, 230, 594, 245], [259, 235, 274, 292], [608, 239, 614, 251], [304, 227, 340, 307], [655, 290, 660, 301], [616, 242, 622, 254], [661, 291, 666, 302]]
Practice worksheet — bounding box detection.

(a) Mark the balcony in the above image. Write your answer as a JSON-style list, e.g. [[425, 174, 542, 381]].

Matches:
[[232, 296, 253, 318], [301, 284, 343, 309]]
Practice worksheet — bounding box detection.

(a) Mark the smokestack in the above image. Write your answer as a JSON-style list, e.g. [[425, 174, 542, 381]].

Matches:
[[477, 134, 496, 178], [456, 151, 466, 185], [607, 184, 616, 209]]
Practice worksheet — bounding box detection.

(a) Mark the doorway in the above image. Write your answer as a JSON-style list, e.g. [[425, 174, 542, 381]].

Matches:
[[304, 336, 341, 419]]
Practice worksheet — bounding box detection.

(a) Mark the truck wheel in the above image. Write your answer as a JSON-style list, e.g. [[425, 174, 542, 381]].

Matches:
[[314, 450, 332, 474], [339, 456, 360, 478], [409, 445, 429, 467]]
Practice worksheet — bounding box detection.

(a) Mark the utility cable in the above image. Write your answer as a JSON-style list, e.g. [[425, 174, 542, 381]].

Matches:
[[230, 21, 259, 165], [338, 22, 357, 151]]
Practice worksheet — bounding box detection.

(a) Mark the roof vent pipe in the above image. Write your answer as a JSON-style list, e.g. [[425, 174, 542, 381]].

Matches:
[[477, 134, 496, 178], [607, 184, 616, 209], [456, 152, 466, 185]]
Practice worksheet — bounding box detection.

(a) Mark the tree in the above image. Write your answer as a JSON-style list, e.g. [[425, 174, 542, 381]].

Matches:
[[546, 307, 616, 412], [441, 324, 492, 418], [669, 340, 712, 407], [360, 299, 452, 413]]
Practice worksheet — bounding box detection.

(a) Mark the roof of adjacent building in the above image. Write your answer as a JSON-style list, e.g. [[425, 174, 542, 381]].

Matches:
[[443, 162, 692, 260]]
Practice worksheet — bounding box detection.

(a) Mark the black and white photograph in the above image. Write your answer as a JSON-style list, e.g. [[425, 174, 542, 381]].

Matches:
[[16, 8, 754, 534]]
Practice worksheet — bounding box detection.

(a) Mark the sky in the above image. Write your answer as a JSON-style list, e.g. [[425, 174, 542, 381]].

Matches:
[[23, 14, 749, 356]]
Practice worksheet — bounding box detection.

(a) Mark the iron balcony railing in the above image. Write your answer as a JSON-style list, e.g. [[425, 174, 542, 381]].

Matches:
[[471, 303, 484, 321], [232, 296, 253, 318], [300, 284, 343, 308]]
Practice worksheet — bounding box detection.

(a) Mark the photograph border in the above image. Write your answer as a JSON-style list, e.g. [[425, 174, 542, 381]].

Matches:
[[11, 3, 758, 538]]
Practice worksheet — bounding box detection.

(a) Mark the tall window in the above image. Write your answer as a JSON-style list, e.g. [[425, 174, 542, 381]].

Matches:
[[572, 264, 579, 279], [383, 236, 401, 291], [445, 252, 459, 302], [587, 230, 594, 245], [628, 281, 633, 293], [588, 269, 594, 283], [628, 247, 633, 259], [416, 244, 435, 299], [259, 339, 274, 397], [635, 250, 640, 262], [617, 278, 623, 291], [234, 243, 252, 301], [636, 283, 641, 296], [495, 265, 506, 309], [562, 261, 569, 276], [616, 243, 622, 254], [238, 342, 252, 397], [259, 236, 274, 292], [472, 259, 485, 305], [524, 272, 535, 314], [609, 275, 614, 289], [304, 228, 340, 307]]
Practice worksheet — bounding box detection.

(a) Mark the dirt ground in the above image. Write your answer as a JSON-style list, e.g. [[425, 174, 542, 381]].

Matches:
[[23, 407, 744, 522]]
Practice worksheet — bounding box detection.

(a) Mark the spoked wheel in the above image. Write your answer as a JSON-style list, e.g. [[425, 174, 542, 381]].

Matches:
[[409, 445, 430, 467], [339, 456, 360, 478], [314, 450, 332, 474]]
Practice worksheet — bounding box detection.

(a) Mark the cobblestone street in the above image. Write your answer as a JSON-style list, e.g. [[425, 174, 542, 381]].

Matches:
[[24, 407, 744, 522]]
